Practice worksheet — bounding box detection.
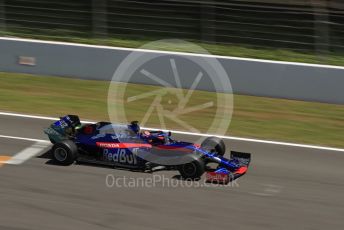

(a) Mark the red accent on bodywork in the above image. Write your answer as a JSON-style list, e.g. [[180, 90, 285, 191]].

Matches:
[[206, 172, 230, 184], [155, 145, 193, 153], [235, 166, 248, 174], [193, 144, 201, 148], [96, 142, 152, 149], [83, 125, 94, 134]]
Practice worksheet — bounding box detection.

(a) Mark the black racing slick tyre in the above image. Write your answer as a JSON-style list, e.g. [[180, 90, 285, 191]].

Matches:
[[178, 159, 205, 180], [52, 140, 78, 165], [201, 136, 226, 157]]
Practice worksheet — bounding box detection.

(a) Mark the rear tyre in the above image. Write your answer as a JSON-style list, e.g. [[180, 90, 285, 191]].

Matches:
[[201, 136, 226, 157], [52, 140, 78, 165], [178, 159, 205, 180]]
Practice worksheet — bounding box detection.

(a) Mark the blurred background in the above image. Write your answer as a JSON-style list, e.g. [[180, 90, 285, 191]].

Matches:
[[1, 1, 344, 147], [0, 3, 344, 229], [0, 0, 343, 65]]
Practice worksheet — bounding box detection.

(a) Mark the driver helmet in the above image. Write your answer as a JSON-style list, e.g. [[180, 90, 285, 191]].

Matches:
[[142, 130, 151, 137], [83, 125, 94, 134]]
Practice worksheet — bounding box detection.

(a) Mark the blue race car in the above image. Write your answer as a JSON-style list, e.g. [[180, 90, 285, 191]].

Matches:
[[44, 115, 251, 183]]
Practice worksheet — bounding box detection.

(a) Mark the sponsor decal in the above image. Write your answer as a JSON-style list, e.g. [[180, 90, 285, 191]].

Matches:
[[44, 128, 60, 135], [107, 152, 113, 161], [54, 119, 69, 129], [97, 142, 120, 148], [205, 172, 230, 184], [96, 142, 152, 149], [103, 149, 138, 165], [18, 56, 36, 66]]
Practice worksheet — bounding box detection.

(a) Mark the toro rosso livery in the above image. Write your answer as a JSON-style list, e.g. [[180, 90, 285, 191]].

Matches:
[[44, 115, 251, 183]]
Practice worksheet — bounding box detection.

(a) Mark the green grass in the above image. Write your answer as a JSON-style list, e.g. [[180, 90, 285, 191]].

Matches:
[[3, 31, 344, 66], [1, 72, 344, 148]]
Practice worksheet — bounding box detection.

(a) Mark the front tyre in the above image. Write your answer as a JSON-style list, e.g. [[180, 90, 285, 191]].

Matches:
[[52, 140, 78, 165], [178, 159, 205, 180], [201, 136, 226, 157]]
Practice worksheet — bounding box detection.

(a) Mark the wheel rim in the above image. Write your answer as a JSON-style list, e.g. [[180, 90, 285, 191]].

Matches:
[[54, 147, 68, 162], [182, 162, 197, 177]]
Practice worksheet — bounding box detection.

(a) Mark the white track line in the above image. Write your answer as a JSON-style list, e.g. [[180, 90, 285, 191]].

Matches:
[[0, 135, 50, 165], [0, 112, 92, 124], [6, 141, 50, 165], [0, 134, 49, 143], [1, 36, 344, 70], [1, 111, 344, 152]]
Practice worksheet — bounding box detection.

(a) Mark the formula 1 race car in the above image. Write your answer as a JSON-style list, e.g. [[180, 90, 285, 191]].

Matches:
[[44, 115, 251, 183]]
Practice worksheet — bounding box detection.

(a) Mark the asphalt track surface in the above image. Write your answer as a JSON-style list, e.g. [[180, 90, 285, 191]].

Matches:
[[0, 114, 343, 230]]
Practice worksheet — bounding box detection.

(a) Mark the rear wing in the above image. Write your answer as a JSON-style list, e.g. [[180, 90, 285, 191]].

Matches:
[[55, 115, 81, 129], [44, 115, 81, 143]]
